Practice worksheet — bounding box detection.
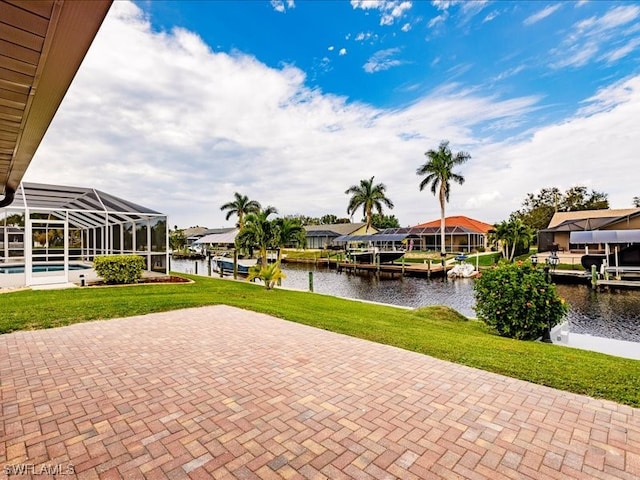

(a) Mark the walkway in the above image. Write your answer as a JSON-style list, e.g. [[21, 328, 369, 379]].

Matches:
[[1, 306, 639, 479]]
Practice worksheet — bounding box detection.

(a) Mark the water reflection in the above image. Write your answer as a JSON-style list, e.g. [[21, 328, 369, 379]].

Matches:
[[170, 259, 640, 343]]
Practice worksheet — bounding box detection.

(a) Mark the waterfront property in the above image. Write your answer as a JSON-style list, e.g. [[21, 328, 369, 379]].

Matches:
[[538, 207, 640, 253], [304, 222, 377, 249], [0, 182, 168, 287], [378, 215, 492, 252]]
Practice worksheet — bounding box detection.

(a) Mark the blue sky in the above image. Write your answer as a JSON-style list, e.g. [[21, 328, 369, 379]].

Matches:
[[142, 0, 640, 132], [26, 1, 640, 228]]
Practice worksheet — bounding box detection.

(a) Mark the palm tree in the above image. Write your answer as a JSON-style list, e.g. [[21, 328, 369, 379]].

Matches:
[[345, 176, 394, 231], [220, 193, 261, 228], [491, 219, 533, 261], [633, 196, 640, 208], [489, 221, 510, 259], [235, 206, 278, 267], [247, 262, 287, 290], [507, 219, 532, 261], [274, 218, 306, 261], [417, 140, 470, 257]]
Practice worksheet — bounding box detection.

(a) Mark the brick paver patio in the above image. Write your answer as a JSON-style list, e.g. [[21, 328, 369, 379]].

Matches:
[[1, 305, 639, 479]]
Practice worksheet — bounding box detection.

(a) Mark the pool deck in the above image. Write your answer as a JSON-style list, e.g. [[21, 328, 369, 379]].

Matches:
[[1, 306, 639, 479]]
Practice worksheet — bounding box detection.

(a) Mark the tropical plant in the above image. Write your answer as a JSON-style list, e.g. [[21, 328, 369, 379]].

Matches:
[[235, 206, 278, 266], [247, 262, 286, 290], [633, 196, 640, 208], [417, 140, 470, 257], [2, 213, 25, 226], [490, 219, 533, 261], [220, 192, 261, 228], [345, 176, 394, 231], [169, 228, 186, 251], [474, 262, 568, 340], [274, 217, 306, 260], [367, 213, 401, 229]]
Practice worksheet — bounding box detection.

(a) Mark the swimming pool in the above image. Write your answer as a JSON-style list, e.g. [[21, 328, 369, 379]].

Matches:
[[0, 264, 92, 274]]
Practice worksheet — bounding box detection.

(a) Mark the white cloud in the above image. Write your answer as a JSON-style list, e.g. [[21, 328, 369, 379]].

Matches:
[[432, 0, 457, 11], [401, 22, 411, 32], [483, 10, 499, 23], [552, 41, 599, 68], [430, 0, 488, 27], [492, 65, 525, 82], [271, 0, 295, 13], [551, 5, 640, 69], [328, 45, 335, 51], [25, 1, 640, 228], [523, 4, 562, 26], [363, 48, 403, 73], [602, 37, 640, 63], [355, 31, 376, 42], [428, 13, 448, 29], [351, 0, 412, 26], [339, 48, 347, 56]]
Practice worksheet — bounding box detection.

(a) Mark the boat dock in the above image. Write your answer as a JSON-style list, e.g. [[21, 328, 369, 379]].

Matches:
[[337, 261, 450, 278], [282, 256, 450, 277]]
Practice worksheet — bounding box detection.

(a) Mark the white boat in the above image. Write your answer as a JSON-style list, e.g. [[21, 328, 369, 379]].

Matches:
[[447, 262, 478, 278], [212, 256, 257, 275]]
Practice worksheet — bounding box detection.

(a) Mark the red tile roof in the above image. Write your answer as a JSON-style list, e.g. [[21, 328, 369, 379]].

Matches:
[[414, 216, 493, 233]]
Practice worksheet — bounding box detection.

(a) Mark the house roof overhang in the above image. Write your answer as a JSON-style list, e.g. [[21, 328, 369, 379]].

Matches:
[[0, 0, 112, 200]]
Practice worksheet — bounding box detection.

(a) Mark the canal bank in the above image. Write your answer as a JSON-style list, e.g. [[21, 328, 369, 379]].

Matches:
[[170, 258, 640, 359]]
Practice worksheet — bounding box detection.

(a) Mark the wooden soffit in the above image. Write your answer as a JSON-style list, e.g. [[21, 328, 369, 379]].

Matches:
[[0, 0, 112, 197]]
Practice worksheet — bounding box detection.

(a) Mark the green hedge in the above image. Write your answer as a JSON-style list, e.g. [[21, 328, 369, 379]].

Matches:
[[93, 255, 146, 284]]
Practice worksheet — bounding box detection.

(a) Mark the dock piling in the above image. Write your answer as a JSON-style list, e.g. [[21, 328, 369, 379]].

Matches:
[[308, 271, 314, 292]]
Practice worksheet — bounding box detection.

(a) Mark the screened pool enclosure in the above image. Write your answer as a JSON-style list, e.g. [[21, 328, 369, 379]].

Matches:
[[0, 182, 168, 286]]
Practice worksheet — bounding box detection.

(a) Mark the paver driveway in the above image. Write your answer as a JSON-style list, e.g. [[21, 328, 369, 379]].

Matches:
[[1, 305, 639, 479]]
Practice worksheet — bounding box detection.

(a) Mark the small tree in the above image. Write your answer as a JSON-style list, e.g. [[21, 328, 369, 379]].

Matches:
[[169, 228, 186, 251], [247, 262, 286, 290], [474, 262, 568, 340]]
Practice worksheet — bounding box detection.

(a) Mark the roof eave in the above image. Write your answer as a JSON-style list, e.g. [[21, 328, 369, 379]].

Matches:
[[3, 0, 113, 195]]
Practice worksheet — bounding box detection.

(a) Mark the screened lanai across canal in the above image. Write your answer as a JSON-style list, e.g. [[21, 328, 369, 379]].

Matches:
[[0, 182, 168, 286]]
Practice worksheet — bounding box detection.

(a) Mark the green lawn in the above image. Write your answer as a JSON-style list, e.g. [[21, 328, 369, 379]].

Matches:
[[2, 274, 639, 407]]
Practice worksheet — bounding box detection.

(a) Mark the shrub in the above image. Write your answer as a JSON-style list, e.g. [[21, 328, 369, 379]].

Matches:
[[247, 262, 286, 290], [473, 262, 568, 340], [93, 255, 146, 284]]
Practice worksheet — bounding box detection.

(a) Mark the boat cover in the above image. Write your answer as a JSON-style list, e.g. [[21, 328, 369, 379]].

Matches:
[[570, 230, 640, 244]]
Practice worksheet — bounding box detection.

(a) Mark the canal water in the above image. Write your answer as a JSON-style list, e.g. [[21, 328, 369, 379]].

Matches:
[[170, 259, 640, 345]]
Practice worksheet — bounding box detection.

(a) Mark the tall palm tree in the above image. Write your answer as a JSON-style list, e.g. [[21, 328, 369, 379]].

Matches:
[[345, 176, 394, 231], [220, 193, 261, 228], [235, 206, 278, 267], [417, 140, 470, 257]]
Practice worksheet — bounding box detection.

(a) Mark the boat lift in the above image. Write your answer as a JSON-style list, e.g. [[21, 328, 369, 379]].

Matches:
[[570, 230, 640, 279]]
